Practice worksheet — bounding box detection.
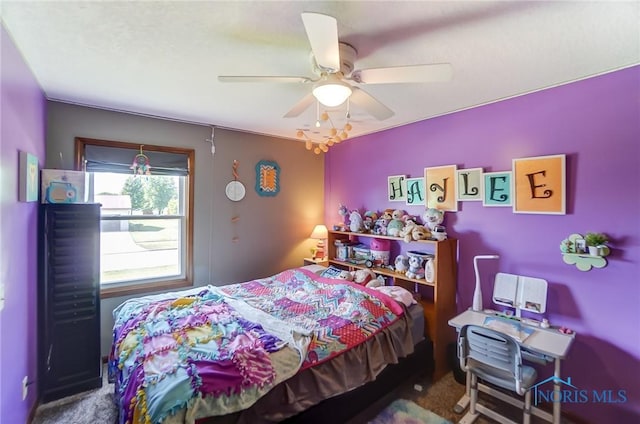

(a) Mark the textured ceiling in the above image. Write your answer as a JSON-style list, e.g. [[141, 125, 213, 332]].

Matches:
[[2, 1, 638, 144]]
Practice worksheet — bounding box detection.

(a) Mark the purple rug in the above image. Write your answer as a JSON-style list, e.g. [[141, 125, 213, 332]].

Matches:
[[369, 399, 452, 424]]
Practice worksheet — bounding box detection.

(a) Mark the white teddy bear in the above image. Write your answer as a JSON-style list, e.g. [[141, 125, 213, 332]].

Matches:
[[422, 208, 445, 232]]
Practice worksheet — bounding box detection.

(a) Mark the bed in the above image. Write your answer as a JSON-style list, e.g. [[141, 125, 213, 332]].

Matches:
[[108, 266, 433, 424]]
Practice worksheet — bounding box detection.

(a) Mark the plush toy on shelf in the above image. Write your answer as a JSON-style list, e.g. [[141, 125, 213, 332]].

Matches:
[[381, 209, 394, 220], [349, 210, 364, 233], [410, 225, 431, 242], [338, 204, 349, 230], [386, 209, 405, 237], [373, 218, 388, 235], [406, 255, 426, 279], [363, 210, 378, 232], [399, 216, 419, 242], [394, 255, 410, 273], [422, 208, 445, 232]]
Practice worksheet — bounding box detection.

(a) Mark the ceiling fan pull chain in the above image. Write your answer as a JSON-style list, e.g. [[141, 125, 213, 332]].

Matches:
[[315, 101, 321, 127]]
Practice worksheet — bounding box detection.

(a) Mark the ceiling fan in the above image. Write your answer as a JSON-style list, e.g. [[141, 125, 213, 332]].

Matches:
[[218, 12, 453, 121]]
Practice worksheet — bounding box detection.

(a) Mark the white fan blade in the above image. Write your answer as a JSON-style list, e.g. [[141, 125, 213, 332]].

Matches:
[[218, 76, 311, 83], [284, 93, 316, 118], [301, 12, 341, 72], [352, 63, 453, 84], [349, 87, 394, 120]]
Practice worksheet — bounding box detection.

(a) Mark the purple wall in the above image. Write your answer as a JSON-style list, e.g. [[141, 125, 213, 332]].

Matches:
[[325, 66, 639, 422], [0, 25, 46, 423]]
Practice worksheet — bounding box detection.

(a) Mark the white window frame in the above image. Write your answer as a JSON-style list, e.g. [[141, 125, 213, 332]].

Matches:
[[75, 137, 194, 298]]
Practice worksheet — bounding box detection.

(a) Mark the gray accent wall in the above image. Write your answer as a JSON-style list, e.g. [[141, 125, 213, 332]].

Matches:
[[46, 101, 324, 356]]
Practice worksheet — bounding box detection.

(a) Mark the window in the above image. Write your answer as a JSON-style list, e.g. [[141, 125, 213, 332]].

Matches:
[[75, 138, 194, 298]]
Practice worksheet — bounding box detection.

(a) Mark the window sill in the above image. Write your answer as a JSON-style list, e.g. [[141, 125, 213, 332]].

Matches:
[[100, 277, 192, 299]]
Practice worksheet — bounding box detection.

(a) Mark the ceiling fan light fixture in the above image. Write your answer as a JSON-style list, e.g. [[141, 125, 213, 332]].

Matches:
[[312, 75, 352, 107]]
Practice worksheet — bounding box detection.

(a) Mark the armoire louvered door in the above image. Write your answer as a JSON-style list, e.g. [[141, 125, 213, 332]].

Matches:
[[39, 203, 102, 402]]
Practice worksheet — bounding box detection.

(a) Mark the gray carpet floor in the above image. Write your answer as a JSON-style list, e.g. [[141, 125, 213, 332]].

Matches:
[[31, 368, 573, 424], [32, 368, 116, 424]]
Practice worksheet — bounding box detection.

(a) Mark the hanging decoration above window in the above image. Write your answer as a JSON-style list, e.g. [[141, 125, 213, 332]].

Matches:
[[255, 160, 280, 197], [131, 145, 151, 175]]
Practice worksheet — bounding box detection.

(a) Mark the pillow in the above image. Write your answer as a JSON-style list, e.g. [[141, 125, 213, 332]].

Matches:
[[300, 264, 327, 275], [319, 265, 346, 279], [373, 285, 417, 307]]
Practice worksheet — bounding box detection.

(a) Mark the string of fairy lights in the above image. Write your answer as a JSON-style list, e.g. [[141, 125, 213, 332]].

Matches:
[[296, 101, 353, 154]]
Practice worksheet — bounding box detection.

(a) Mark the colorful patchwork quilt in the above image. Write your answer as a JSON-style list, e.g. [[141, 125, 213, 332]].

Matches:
[[219, 268, 404, 369], [109, 268, 403, 424]]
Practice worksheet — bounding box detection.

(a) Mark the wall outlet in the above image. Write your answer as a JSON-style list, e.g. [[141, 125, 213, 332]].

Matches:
[[22, 376, 28, 401], [0, 283, 5, 312]]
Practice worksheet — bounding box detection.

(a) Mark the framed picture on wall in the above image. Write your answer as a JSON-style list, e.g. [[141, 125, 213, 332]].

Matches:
[[456, 167, 483, 201], [425, 165, 457, 211], [512, 154, 566, 214], [255, 160, 280, 197], [19, 151, 39, 202], [482, 171, 513, 207], [387, 175, 407, 202], [405, 177, 425, 206]]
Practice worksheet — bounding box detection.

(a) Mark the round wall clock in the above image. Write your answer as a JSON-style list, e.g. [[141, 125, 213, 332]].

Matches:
[[225, 180, 246, 201]]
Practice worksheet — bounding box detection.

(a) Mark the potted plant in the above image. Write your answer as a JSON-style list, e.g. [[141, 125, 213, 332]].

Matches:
[[584, 232, 608, 256]]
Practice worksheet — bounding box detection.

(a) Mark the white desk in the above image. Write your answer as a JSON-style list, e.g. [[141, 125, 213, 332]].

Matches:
[[449, 309, 575, 424]]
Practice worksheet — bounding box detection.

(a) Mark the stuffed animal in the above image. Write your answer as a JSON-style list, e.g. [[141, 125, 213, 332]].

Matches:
[[400, 219, 418, 242], [422, 208, 445, 232], [335, 270, 354, 281], [406, 255, 426, 279], [349, 210, 364, 233], [386, 209, 405, 237], [352, 268, 376, 285], [394, 255, 410, 273], [402, 214, 418, 225], [381, 209, 394, 220], [363, 211, 378, 232], [365, 275, 386, 288], [338, 204, 349, 228], [373, 218, 388, 235], [372, 285, 416, 306], [410, 225, 431, 242]]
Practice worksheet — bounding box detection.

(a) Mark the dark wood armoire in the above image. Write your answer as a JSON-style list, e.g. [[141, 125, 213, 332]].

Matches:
[[38, 203, 102, 402]]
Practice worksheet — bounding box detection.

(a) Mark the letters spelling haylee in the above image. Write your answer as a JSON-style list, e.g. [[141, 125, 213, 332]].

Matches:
[[392, 167, 555, 206]]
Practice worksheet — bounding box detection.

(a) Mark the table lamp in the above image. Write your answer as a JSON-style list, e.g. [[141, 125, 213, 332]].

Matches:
[[310, 224, 328, 260]]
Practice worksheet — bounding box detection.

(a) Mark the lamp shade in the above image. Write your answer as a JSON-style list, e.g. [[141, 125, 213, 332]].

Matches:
[[312, 75, 352, 107], [310, 224, 328, 239]]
